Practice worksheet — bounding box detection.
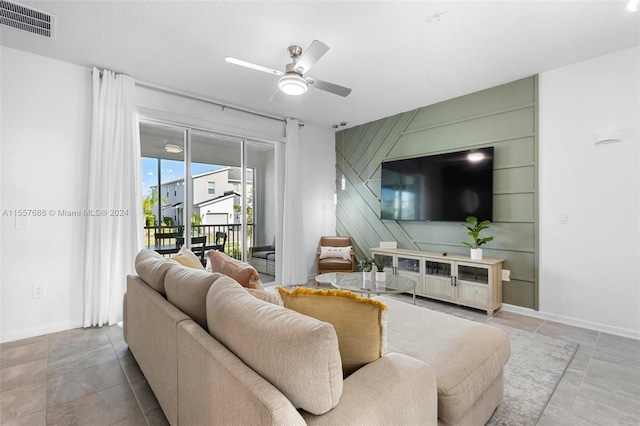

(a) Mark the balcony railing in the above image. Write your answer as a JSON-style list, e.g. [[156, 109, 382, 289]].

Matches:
[[144, 224, 253, 261]]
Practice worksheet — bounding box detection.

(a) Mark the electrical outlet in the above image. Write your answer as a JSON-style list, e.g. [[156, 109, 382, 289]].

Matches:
[[501, 270, 511, 281], [32, 283, 45, 298], [16, 216, 29, 229]]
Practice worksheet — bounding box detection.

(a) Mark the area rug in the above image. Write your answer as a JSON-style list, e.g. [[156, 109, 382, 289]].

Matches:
[[486, 323, 578, 426]]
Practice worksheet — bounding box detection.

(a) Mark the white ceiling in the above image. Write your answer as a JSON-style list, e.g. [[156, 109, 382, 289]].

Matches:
[[2, 1, 639, 129]]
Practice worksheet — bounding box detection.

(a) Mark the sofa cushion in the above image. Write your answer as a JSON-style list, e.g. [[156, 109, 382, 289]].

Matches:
[[319, 246, 352, 260], [165, 266, 225, 329], [251, 250, 275, 259], [380, 296, 510, 424], [208, 250, 264, 290], [171, 247, 205, 270], [277, 287, 386, 377], [207, 279, 343, 415], [317, 258, 354, 271], [135, 249, 180, 296]]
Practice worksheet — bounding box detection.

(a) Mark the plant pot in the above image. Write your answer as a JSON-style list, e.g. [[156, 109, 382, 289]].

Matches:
[[375, 271, 386, 281], [470, 248, 483, 260], [363, 270, 372, 281]]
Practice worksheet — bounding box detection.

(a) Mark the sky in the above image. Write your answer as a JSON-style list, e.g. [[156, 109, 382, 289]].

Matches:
[[141, 157, 222, 197]]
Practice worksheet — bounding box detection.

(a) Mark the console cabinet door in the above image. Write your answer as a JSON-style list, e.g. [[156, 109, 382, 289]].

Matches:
[[372, 252, 393, 273], [423, 259, 454, 300], [396, 254, 421, 292], [455, 262, 491, 308]]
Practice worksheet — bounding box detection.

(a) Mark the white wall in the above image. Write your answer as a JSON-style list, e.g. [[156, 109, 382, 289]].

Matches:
[[299, 124, 338, 278], [1, 47, 91, 342], [538, 46, 640, 339]]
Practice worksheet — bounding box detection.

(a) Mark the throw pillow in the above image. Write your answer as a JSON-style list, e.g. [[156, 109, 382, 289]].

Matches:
[[208, 250, 264, 290], [246, 288, 282, 305], [171, 247, 205, 270], [319, 246, 352, 260], [277, 287, 387, 377]]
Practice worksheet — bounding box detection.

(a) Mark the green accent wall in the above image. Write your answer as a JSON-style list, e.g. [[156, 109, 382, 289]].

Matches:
[[335, 76, 539, 310]]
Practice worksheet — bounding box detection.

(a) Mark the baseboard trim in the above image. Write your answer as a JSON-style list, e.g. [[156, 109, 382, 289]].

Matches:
[[501, 304, 640, 341], [5, 304, 636, 343], [0, 320, 83, 344]]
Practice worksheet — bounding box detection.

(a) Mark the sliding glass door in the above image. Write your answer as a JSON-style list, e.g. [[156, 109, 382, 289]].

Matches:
[[190, 131, 244, 260], [139, 120, 276, 282], [140, 122, 185, 252]]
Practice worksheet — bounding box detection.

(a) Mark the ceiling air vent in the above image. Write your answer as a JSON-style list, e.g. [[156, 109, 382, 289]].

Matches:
[[0, 0, 54, 39]]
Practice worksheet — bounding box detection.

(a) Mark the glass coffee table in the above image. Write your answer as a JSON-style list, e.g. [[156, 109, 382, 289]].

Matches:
[[315, 272, 337, 287], [331, 273, 417, 304]]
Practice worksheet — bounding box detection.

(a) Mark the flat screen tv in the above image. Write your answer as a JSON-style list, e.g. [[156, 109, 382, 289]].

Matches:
[[380, 147, 494, 222]]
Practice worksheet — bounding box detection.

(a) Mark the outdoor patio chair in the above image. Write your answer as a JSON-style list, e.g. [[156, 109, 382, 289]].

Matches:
[[176, 235, 207, 264], [212, 232, 227, 253]]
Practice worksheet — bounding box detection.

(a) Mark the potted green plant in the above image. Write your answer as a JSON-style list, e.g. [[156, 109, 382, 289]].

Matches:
[[359, 257, 373, 280], [462, 216, 494, 260], [373, 257, 389, 281]]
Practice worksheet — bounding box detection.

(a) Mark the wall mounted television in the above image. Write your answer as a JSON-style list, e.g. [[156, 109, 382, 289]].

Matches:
[[380, 147, 494, 222]]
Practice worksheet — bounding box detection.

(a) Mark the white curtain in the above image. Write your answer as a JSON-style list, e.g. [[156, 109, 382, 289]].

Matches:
[[279, 118, 307, 285], [83, 68, 143, 327]]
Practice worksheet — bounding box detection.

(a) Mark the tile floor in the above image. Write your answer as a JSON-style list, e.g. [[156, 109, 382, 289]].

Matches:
[[1, 288, 638, 425], [0, 324, 166, 425]]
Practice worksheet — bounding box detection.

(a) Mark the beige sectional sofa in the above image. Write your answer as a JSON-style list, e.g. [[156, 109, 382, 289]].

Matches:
[[124, 250, 510, 425]]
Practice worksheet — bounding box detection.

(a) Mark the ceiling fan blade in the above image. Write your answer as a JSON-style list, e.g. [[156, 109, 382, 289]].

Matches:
[[225, 57, 283, 77], [293, 40, 329, 74], [268, 88, 282, 103], [306, 77, 352, 97]]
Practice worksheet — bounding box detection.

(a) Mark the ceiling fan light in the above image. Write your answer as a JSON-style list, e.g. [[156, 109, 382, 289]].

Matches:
[[278, 74, 308, 95]]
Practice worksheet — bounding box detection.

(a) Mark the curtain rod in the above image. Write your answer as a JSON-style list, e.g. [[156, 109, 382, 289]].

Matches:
[[135, 79, 288, 124], [94, 68, 287, 124]]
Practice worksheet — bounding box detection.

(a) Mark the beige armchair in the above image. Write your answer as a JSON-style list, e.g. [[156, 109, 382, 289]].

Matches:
[[316, 236, 355, 274]]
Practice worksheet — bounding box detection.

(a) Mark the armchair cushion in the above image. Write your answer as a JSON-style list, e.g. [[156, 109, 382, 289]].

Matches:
[[277, 287, 387, 377], [251, 250, 275, 259], [319, 236, 352, 247]]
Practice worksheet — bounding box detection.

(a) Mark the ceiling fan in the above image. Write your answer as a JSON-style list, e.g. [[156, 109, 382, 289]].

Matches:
[[225, 40, 352, 98]]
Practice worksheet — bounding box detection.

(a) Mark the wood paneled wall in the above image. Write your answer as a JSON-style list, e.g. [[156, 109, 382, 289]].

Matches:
[[335, 76, 538, 309]]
